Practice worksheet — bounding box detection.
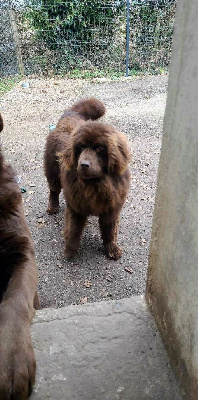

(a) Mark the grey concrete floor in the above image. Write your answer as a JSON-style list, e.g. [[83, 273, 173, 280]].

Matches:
[[31, 296, 183, 400]]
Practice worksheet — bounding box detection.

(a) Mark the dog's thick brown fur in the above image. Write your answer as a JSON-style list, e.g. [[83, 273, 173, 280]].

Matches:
[[0, 113, 39, 400], [44, 98, 131, 260]]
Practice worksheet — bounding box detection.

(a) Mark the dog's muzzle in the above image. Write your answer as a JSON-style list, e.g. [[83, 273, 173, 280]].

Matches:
[[77, 148, 103, 179]]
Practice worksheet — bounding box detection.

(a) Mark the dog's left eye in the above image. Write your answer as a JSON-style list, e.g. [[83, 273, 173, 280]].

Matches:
[[93, 145, 106, 153]]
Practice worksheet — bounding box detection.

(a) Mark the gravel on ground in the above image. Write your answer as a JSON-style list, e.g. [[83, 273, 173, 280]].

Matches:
[[0, 75, 168, 308]]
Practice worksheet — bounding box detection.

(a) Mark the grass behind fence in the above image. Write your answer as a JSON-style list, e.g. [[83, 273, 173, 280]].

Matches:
[[0, 76, 21, 96]]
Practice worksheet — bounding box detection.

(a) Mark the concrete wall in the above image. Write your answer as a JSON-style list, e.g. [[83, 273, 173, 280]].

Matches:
[[146, 0, 198, 398]]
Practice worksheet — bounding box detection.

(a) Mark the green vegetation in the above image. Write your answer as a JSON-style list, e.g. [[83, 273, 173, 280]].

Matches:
[[0, 76, 20, 96], [61, 67, 167, 79], [22, 0, 126, 74], [129, 0, 176, 71], [64, 68, 123, 79], [1, 1, 176, 77], [24, 0, 125, 49]]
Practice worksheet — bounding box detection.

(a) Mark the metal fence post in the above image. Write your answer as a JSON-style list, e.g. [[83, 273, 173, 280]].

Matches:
[[126, 0, 130, 77]]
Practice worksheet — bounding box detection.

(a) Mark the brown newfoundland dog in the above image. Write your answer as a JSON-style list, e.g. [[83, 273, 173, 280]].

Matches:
[[44, 98, 131, 260], [0, 113, 39, 399]]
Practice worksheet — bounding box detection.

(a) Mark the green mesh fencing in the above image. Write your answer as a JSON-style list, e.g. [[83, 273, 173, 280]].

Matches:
[[0, 0, 177, 77]]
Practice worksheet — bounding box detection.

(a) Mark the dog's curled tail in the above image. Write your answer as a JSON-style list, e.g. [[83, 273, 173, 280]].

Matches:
[[70, 98, 105, 121]]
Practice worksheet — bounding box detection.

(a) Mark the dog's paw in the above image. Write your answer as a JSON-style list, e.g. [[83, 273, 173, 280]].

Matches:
[[105, 242, 122, 260], [33, 291, 41, 310], [0, 320, 36, 400], [64, 247, 78, 259]]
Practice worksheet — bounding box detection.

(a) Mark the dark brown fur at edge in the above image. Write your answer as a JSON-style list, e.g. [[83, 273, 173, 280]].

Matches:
[[44, 98, 131, 260], [0, 113, 39, 400]]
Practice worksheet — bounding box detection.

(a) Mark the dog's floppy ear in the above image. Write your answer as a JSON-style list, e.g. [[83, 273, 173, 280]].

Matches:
[[58, 139, 74, 170], [108, 129, 131, 175], [57, 123, 85, 170]]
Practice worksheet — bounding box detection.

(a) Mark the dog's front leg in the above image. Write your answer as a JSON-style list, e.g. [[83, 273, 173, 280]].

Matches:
[[64, 206, 87, 258], [47, 188, 61, 214], [99, 210, 122, 260], [0, 258, 38, 400]]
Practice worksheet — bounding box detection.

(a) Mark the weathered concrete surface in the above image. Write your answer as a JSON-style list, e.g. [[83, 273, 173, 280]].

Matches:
[[146, 0, 198, 399], [31, 296, 183, 400]]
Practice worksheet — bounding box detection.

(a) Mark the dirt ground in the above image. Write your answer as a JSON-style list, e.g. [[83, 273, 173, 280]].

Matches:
[[0, 75, 168, 308]]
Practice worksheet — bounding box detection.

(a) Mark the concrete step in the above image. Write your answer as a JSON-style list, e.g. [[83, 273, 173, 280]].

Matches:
[[31, 296, 183, 400]]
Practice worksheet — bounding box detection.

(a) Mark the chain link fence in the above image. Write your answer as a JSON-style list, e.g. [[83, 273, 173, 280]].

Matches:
[[0, 0, 177, 77]]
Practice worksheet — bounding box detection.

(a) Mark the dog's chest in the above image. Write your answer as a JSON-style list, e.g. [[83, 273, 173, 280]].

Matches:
[[64, 177, 112, 215]]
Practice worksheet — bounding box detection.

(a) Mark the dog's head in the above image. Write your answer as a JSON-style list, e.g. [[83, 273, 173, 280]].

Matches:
[[61, 121, 131, 179]]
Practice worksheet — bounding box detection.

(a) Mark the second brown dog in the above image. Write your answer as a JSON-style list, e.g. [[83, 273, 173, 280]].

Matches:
[[0, 113, 39, 400]]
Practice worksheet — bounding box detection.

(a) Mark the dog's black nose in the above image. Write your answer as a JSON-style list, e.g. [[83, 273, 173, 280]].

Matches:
[[80, 160, 90, 168]]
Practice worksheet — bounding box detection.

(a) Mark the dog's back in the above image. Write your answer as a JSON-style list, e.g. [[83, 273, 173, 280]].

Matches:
[[56, 98, 105, 134], [0, 113, 19, 205], [0, 113, 3, 133], [0, 112, 33, 285]]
